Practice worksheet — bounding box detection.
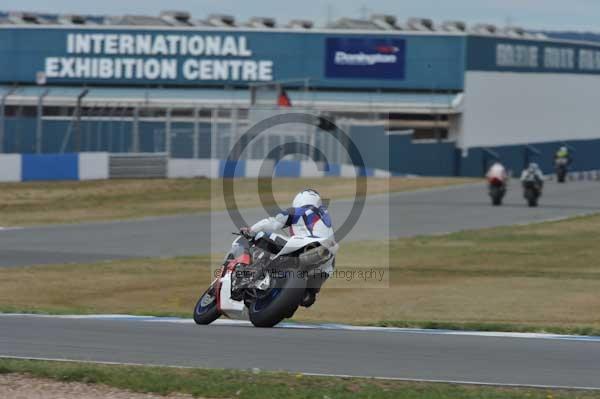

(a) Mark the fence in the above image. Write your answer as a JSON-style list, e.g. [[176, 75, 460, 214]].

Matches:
[[1, 105, 354, 166], [4, 101, 599, 179]]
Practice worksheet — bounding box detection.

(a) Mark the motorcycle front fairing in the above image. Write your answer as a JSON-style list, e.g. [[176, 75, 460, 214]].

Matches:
[[216, 236, 252, 321], [218, 272, 249, 320], [269, 233, 339, 258]]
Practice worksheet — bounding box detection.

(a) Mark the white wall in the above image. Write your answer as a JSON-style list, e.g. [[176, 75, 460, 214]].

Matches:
[[79, 152, 109, 180], [374, 169, 391, 178], [340, 164, 358, 177], [299, 160, 325, 177], [167, 159, 219, 179], [0, 154, 21, 182], [461, 71, 600, 149], [246, 159, 274, 178]]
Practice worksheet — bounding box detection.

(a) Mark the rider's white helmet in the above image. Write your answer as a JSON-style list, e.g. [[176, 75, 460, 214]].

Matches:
[[293, 189, 322, 208]]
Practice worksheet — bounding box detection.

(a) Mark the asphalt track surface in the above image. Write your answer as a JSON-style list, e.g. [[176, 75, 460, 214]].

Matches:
[[1, 315, 600, 389], [1, 180, 600, 267], [2, 181, 600, 388]]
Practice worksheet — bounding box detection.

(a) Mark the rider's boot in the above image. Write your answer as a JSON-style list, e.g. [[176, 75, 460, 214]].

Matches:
[[301, 271, 329, 308]]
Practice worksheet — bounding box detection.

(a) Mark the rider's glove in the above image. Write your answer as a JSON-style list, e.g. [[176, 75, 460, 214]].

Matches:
[[239, 227, 255, 238]]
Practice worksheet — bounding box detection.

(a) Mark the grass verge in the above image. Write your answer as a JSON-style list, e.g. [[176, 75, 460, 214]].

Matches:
[[0, 358, 597, 399], [2, 213, 600, 335], [0, 177, 472, 226]]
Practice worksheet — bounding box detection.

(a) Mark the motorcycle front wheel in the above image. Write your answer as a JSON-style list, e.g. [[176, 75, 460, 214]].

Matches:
[[248, 270, 307, 328], [193, 285, 221, 325]]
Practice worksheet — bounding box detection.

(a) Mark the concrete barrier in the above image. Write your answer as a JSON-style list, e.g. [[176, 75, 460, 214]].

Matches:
[[0, 154, 21, 182], [246, 159, 274, 178], [22, 154, 78, 181], [79, 152, 109, 180], [324, 163, 341, 177], [168, 159, 219, 179], [0, 153, 111, 182], [1, 154, 395, 182], [340, 164, 358, 177], [219, 160, 246, 178], [374, 169, 392, 178], [274, 160, 301, 177], [299, 161, 325, 178]]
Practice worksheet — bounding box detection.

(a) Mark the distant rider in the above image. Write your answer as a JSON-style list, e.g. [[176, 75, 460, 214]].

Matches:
[[520, 162, 544, 190], [486, 162, 508, 185], [554, 146, 572, 166], [242, 189, 335, 308]]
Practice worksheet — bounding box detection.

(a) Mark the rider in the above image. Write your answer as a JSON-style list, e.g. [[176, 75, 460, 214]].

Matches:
[[243, 189, 335, 308], [520, 162, 545, 189], [555, 146, 572, 165], [486, 162, 508, 185]]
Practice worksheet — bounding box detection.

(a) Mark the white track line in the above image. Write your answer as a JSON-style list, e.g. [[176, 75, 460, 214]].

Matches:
[[2, 313, 600, 342], [0, 226, 23, 231], [0, 355, 598, 391]]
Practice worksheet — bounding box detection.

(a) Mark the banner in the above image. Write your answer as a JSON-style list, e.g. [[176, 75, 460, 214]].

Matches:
[[325, 38, 406, 79]]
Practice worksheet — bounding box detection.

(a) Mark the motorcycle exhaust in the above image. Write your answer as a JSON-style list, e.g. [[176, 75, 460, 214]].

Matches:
[[297, 246, 331, 270]]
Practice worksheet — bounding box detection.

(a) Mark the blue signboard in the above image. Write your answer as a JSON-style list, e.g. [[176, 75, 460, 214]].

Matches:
[[0, 27, 466, 90], [325, 38, 406, 79]]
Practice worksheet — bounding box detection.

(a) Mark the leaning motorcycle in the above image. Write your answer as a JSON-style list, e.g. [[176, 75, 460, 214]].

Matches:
[[523, 179, 542, 207], [555, 158, 568, 183], [193, 230, 338, 328], [487, 177, 506, 206]]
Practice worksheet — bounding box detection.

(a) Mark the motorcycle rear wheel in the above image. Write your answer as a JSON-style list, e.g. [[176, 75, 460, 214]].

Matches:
[[248, 271, 307, 328], [193, 285, 221, 325]]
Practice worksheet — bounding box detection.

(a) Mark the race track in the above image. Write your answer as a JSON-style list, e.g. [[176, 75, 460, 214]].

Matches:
[[1, 181, 600, 389], [1, 180, 600, 267], [1, 314, 600, 390]]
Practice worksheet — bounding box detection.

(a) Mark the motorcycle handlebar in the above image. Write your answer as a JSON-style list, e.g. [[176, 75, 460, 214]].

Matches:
[[233, 230, 254, 240]]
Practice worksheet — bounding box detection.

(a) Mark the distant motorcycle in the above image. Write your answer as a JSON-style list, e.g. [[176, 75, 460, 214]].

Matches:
[[487, 177, 507, 206], [522, 179, 542, 207], [193, 230, 338, 328], [555, 158, 569, 183]]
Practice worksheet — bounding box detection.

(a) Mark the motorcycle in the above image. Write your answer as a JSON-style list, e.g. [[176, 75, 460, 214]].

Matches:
[[523, 179, 542, 207], [487, 177, 507, 206], [555, 158, 569, 183], [193, 230, 338, 328]]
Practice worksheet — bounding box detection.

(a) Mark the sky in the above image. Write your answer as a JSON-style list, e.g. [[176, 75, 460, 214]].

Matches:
[[4, 0, 600, 32]]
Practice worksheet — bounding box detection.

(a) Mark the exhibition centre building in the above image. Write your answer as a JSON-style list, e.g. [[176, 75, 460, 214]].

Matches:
[[2, 11, 600, 176]]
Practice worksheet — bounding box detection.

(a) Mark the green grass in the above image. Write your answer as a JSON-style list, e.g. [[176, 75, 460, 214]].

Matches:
[[0, 177, 471, 226], [0, 358, 597, 399], [2, 213, 600, 336]]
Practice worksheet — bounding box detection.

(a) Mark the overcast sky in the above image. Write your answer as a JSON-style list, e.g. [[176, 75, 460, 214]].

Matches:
[[6, 0, 600, 31]]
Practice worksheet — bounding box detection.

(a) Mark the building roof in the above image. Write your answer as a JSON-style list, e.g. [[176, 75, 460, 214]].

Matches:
[[0, 10, 546, 39]]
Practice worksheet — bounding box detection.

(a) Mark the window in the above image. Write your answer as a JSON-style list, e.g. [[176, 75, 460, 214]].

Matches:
[[412, 128, 448, 141], [3, 106, 37, 117]]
